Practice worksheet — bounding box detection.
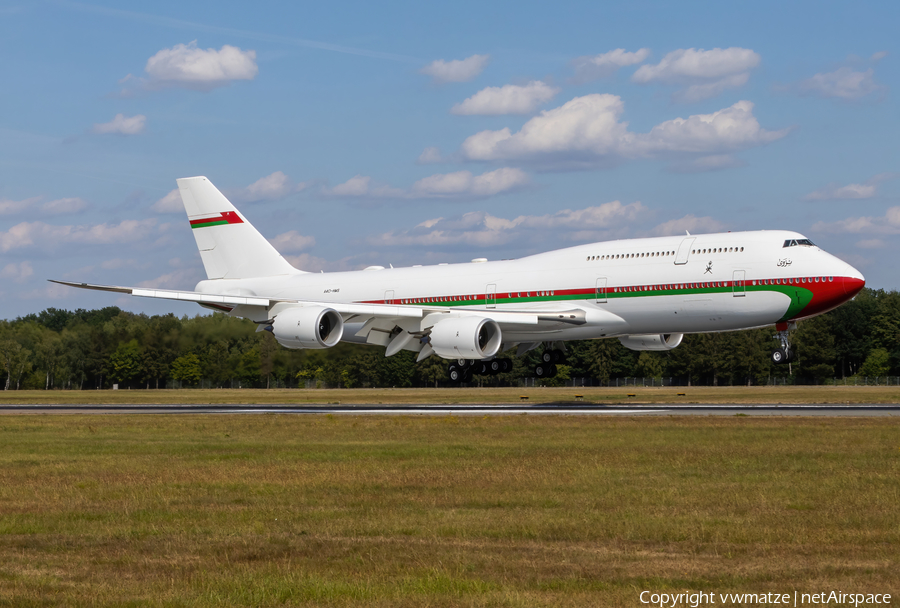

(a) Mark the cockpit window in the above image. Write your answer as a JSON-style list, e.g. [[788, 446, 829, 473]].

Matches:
[[783, 238, 816, 248]]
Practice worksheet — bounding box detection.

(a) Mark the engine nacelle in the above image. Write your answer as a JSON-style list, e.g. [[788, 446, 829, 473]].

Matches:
[[429, 316, 502, 360], [618, 333, 683, 351], [271, 306, 344, 349]]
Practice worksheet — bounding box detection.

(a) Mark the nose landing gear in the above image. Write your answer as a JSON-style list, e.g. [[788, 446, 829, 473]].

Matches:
[[771, 322, 796, 364]]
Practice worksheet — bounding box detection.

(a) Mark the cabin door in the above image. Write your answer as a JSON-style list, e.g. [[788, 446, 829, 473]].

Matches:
[[675, 237, 695, 265], [595, 277, 607, 303], [485, 284, 496, 309], [732, 271, 745, 297]]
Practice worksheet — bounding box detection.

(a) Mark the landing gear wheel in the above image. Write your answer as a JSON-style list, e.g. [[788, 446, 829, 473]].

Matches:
[[475, 361, 490, 375], [488, 359, 502, 374], [548, 364, 558, 378], [448, 365, 463, 382], [542, 349, 565, 364], [772, 325, 795, 365], [499, 358, 511, 373], [534, 363, 550, 378], [456, 358, 470, 368]]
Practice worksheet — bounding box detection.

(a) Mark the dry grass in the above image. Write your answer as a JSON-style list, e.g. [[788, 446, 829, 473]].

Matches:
[[2, 385, 900, 406], [0, 415, 898, 606]]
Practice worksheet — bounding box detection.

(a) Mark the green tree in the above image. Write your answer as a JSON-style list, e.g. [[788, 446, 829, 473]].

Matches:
[[635, 351, 664, 379], [0, 324, 32, 390], [858, 348, 890, 378], [109, 339, 142, 387], [794, 316, 836, 381], [171, 353, 202, 386]]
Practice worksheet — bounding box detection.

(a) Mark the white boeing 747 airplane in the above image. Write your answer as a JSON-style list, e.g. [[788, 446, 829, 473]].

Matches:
[[54, 176, 865, 381]]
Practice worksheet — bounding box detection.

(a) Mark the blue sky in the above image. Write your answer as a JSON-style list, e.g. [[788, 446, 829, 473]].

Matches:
[[1, 0, 897, 318]]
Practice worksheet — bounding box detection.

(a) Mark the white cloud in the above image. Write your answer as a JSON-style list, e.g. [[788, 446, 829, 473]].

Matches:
[[799, 67, 881, 100], [269, 230, 315, 252], [0, 219, 158, 252], [152, 172, 307, 212], [632, 47, 759, 102], [417, 147, 443, 164], [804, 182, 876, 201], [460, 95, 786, 170], [856, 239, 885, 249], [151, 189, 183, 213], [140, 40, 258, 91], [367, 201, 648, 248], [451, 81, 559, 115], [0, 196, 87, 216], [571, 48, 650, 83], [650, 215, 727, 236], [228, 171, 308, 203], [136, 268, 205, 290], [328, 175, 402, 198], [0, 261, 33, 283], [803, 173, 895, 201], [0, 197, 38, 215], [328, 168, 529, 200], [812, 207, 900, 235], [871, 51, 888, 62], [41, 198, 89, 215], [92, 113, 146, 135], [420, 54, 489, 83], [411, 168, 529, 197]]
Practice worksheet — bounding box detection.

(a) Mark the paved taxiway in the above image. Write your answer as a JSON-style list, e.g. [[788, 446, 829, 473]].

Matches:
[[1, 405, 898, 416]]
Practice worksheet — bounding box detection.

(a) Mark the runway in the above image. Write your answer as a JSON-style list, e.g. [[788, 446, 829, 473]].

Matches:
[[1, 404, 899, 416]]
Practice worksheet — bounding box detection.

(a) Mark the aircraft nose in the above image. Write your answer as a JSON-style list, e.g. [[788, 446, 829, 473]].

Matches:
[[841, 265, 865, 297], [842, 275, 865, 297], [787, 264, 865, 321]]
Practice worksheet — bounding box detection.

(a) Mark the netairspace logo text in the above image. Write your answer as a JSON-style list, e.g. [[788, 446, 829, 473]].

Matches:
[[639, 590, 892, 607]]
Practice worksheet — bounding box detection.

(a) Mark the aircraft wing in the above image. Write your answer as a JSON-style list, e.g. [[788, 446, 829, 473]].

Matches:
[[49, 279, 590, 325], [51, 279, 611, 360]]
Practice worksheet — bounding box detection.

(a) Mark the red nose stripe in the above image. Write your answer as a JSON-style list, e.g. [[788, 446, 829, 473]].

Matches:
[[792, 276, 865, 320], [842, 276, 865, 297]]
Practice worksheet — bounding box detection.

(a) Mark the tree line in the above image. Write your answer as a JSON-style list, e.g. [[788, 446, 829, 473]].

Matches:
[[1, 287, 898, 390]]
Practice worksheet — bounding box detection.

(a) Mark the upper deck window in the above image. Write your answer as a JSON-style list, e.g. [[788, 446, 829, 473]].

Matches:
[[783, 238, 816, 248]]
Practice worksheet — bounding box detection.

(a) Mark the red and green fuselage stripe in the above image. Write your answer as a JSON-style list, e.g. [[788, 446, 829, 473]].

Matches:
[[358, 278, 856, 322], [189, 211, 244, 229]]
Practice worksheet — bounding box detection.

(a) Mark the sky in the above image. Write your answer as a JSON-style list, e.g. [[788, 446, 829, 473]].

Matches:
[[1, 0, 898, 319]]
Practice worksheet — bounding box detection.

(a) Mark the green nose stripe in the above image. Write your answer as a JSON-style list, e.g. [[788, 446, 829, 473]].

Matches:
[[749, 285, 814, 321]]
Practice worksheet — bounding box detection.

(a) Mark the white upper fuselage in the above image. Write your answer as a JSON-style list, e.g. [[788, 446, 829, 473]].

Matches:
[[196, 229, 864, 343]]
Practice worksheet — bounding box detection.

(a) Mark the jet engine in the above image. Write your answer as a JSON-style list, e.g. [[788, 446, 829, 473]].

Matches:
[[271, 306, 344, 349], [618, 333, 683, 351], [428, 316, 502, 359]]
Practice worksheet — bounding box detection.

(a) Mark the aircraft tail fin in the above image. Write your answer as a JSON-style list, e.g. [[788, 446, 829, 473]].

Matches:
[[177, 176, 302, 280]]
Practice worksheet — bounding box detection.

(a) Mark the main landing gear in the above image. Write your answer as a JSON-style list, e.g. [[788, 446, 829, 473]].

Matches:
[[448, 357, 512, 383], [447, 345, 567, 382], [534, 348, 567, 378], [771, 322, 796, 365]]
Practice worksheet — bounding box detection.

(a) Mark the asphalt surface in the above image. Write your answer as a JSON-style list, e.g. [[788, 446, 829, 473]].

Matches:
[[1, 404, 899, 416]]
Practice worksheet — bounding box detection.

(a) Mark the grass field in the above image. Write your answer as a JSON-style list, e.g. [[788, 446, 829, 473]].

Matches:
[[2, 385, 900, 406], [0, 415, 898, 607]]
